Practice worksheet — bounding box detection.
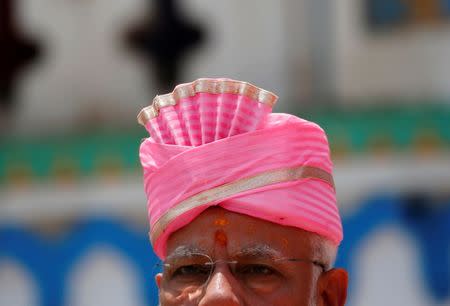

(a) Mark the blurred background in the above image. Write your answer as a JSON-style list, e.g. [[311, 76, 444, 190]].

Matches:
[[0, 0, 449, 305]]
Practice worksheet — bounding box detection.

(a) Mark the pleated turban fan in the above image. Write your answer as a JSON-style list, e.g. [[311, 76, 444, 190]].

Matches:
[[138, 78, 343, 259]]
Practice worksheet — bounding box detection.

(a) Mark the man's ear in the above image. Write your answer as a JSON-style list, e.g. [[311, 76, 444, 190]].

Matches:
[[155, 273, 163, 289], [317, 268, 348, 306]]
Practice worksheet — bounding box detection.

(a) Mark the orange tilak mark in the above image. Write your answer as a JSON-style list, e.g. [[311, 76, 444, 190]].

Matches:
[[215, 230, 228, 247], [214, 217, 229, 227]]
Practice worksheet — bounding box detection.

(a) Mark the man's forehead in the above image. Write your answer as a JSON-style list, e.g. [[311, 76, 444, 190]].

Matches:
[[165, 207, 319, 258]]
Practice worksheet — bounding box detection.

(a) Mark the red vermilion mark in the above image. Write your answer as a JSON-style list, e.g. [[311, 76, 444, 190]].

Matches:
[[215, 230, 228, 247]]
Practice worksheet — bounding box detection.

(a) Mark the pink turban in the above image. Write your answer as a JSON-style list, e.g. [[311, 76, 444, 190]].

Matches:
[[138, 78, 342, 259]]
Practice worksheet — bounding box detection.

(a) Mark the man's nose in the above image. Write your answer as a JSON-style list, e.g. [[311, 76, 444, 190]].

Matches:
[[198, 269, 242, 306]]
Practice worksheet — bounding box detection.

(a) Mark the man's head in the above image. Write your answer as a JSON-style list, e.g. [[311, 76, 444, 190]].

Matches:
[[138, 78, 348, 305], [157, 207, 348, 305]]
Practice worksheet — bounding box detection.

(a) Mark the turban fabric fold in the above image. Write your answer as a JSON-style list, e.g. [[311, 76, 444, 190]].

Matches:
[[138, 78, 342, 259]]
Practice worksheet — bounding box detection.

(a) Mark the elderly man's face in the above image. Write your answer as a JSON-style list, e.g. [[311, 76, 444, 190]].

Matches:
[[156, 207, 348, 306]]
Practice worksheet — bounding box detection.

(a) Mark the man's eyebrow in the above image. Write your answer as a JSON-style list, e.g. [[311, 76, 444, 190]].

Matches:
[[165, 245, 207, 261], [232, 244, 285, 260]]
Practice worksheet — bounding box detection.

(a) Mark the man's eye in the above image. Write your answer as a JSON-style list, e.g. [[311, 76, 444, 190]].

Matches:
[[237, 264, 276, 276], [172, 264, 210, 277]]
